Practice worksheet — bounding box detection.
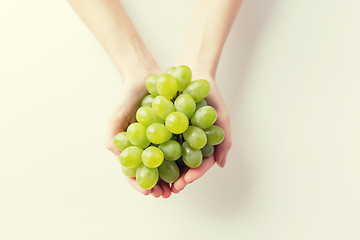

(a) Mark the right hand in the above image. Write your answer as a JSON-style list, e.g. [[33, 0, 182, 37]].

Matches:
[[106, 73, 172, 199]]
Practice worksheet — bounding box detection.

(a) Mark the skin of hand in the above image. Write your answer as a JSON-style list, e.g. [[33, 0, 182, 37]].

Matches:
[[171, 0, 241, 193], [171, 72, 232, 193], [105, 76, 173, 199], [68, 0, 172, 198]]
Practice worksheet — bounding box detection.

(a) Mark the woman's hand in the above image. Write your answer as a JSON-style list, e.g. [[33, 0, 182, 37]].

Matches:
[[105, 72, 172, 199], [172, 72, 232, 193]]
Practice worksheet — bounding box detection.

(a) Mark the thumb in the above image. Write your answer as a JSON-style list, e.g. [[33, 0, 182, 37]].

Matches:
[[106, 112, 130, 157]]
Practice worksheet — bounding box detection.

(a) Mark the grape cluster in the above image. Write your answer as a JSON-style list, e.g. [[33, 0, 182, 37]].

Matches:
[[114, 65, 225, 190]]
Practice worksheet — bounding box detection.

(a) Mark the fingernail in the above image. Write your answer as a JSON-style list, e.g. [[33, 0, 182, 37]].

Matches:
[[172, 188, 179, 194]]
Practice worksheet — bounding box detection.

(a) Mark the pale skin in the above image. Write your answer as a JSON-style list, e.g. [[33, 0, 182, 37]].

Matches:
[[68, 0, 242, 198]]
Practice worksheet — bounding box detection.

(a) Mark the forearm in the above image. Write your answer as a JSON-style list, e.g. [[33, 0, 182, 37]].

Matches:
[[178, 0, 242, 77], [67, 0, 160, 81]]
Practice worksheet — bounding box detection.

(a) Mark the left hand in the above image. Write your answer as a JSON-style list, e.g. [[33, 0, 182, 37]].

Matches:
[[171, 72, 232, 193]]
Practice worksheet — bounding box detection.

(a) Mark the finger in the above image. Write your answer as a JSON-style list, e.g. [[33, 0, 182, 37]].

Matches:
[[171, 184, 180, 194], [151, 184, 163, 198], [106, 112, 131, 156], [214, 115, 232, 168], [125, 177, 151, 195], [173, 168, 189, 192], [173, 175, 187, 192], [184, 156, 215, 183], [215, 137, 232, 168], [173, 174, 187, 192], [159, 181, 172, 199]]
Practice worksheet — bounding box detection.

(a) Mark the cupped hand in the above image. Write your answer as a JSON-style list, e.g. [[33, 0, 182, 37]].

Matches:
[[106, 75, 172, 199], [172, 73, 232, 193]]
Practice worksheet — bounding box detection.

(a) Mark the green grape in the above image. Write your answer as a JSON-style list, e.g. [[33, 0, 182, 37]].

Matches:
[[195, 99, 207, 110], [113, 132, 132, 151], [174, 93, 196, 118], [122, 166, 137, 178], [136, 106, 163, 127], [191, 106, 217, 129], [119, 146, 143, 168], [142, 146, 164, 168], [145, 74, 159, 96], [165, 112, 189, 134], [158, 161, 180, 183], [169, 65, 192, 91], [166, 67, 176, 75], [183, 126, 207, 149], [204, 125, 225, 145], [152, 96, 175, 119], [146, 123, 172, 144], [156, 73, 178, 99], [127, 123, 150, 148], [140, 95, 154, 107], [183, 79, 210, 102], [201, 145, 214, 158], [136, 164, 159, 190], [182, 142, 203, 168], [159, 140, 182, 161]]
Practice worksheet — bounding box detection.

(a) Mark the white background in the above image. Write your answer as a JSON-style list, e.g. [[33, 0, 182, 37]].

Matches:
[[1, 0, 359, 239]]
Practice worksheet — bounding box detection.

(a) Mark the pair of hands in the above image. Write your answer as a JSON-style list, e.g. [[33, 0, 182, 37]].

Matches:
[[106, 70, 232, 198]]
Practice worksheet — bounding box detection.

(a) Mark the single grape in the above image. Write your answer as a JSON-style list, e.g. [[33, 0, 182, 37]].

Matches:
[[165, 112, 189, 134], [136, 106, 164, 127], [191, 106, 217, 129], [122, 166, 137, 178], [156, 73, 178, 99], [146, 123, 172, 144], [183, 126, 207, 149], [114, 132, 132, 151], [119, 146, 143, 168], [195, 99, 207, 110], [152, 96, 175, 119], [140, 95, 154, 107], [142, 146, 164, 168], [204, 125, 225, 145], [158, 160, 180, 183], [168, 65, 191, 91], [145, 74, 159, 96], [183, 79, 210, 102], [182, 142, 203, 168], [174, 93, 196, 118], [136, 164, 159, 190], [127, 123, 150, 148], [158, 140, 182, 161], [201, 145, 214, 158]]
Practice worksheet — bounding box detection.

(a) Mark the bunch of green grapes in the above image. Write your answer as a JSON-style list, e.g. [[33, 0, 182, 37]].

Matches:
[[114, 65, 225, 190]]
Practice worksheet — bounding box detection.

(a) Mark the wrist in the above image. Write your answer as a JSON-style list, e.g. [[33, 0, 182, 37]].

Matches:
[[116, 57, 162, 84], [177, 55, 219, 79], [176, 60, 217, 81]]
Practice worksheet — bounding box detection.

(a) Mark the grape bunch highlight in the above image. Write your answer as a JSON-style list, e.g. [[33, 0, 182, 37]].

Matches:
[[114, 65, 225, 190]]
